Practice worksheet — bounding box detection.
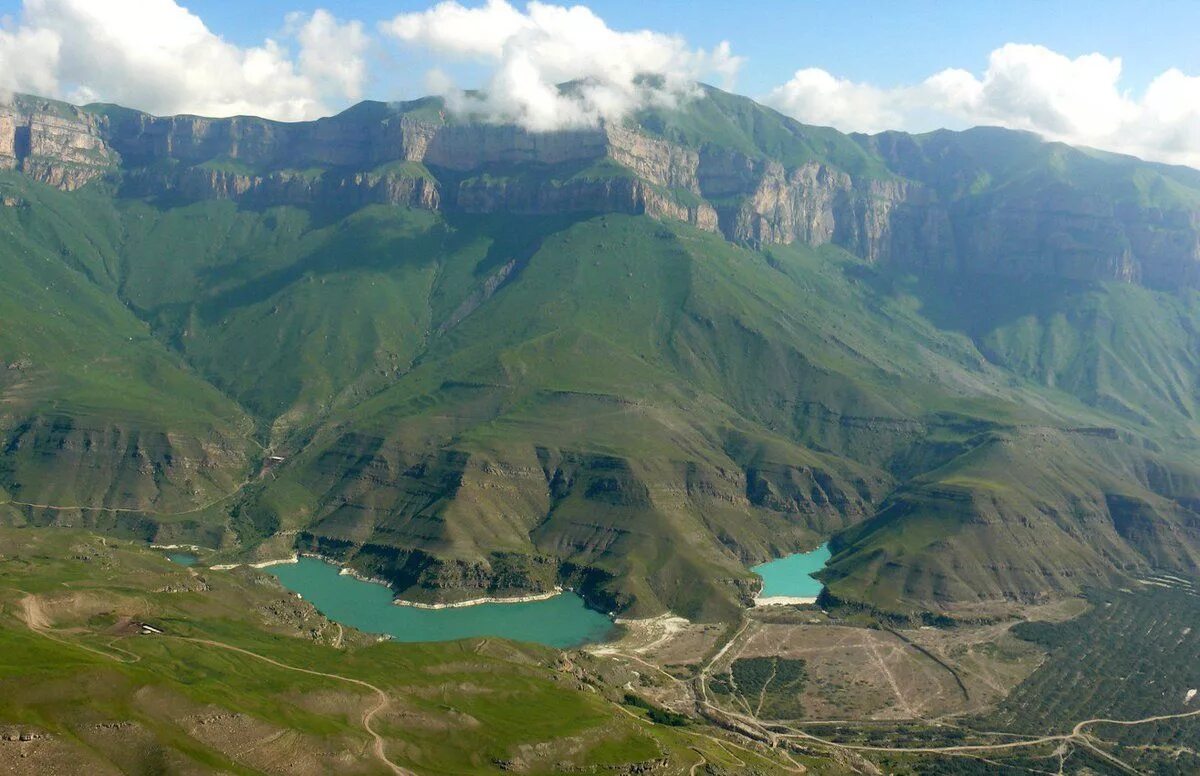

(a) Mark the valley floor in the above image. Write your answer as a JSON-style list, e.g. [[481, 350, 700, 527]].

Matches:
[[2, 526, 1198, 775], [592, 590, 1200, 774]]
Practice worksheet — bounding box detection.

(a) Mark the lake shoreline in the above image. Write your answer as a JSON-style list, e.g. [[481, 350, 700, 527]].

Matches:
[[393, 587, 565, 609], [264, 556, 615, 647], [753, 595, 818, 607], [213, 553, 569, 609], [750, 543, 831, 607]]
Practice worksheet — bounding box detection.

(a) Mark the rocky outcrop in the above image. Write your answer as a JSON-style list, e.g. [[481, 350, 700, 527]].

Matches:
[[0, 99, 114, 190], [420, 122, 608, 170], [943, 191, 1200, 288], [0, 114, 16, 169], [605, 125, 700, 192], [694, 150, 957, 265]]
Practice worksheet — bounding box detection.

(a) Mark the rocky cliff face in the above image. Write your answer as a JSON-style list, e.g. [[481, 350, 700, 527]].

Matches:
[[0, 115, 16, 169], [697, 152, 953, 264], [0, 98, 114, 190], [120, 165, 443, 210], [4, 91, 1200, 288], [945, 190, 1200, 287]]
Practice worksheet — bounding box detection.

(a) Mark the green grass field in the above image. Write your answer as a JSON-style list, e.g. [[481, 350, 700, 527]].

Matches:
[[0, 527, 805, 774]]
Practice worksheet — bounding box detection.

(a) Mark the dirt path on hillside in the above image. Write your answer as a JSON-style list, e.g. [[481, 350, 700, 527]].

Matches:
[[17, 593, 141, 664], [774, 708, 1200, 758], [686, 612, 1200, 772], [12, 591, 413, 775], [170, 636, 413, 776]]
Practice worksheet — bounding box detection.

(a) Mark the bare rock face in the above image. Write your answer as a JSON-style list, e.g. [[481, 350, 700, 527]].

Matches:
[[725, 160, 847, 247], [0, 114, 16, 169], [121, 165, 442, 210], [695, 150, 955, 266], [0, 99, 115, 190], [420, 123, 608, 170], [605, 125, 701, 193], [947, 191, 1200, 287]]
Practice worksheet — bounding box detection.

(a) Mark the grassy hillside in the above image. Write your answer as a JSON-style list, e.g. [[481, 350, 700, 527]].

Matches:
[[2, 87, 1200, 621], [0, 172, 254, 518], [0, 527, 803, 774]]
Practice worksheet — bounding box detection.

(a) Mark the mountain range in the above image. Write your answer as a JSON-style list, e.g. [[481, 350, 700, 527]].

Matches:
[[2, 84, 1200, 621]]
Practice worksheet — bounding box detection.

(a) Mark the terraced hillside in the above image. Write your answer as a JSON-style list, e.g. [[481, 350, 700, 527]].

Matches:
[[2, 85, 1200, 619]]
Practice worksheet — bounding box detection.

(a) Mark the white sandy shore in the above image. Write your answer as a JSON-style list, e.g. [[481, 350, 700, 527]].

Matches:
[[209, 554, 299, 571], [587, 612, 692, 655], [393, 587, 564, 609], [212, 553, 568, 609], [752, 595, 817, 607], [337, 565, 394, 587], [251, 556, 299, 569]]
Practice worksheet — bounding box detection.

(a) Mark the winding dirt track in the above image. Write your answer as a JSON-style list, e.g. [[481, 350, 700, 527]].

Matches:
[[773, 707, 1200, 761], [688, 614, 1200, 773], [13, 592, 414, 775], [19, 587, 1200, 774], [169, 636, 414, 776]]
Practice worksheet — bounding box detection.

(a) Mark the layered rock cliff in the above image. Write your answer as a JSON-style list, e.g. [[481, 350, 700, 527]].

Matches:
[[3, 87, 1200, 288], [0, 98, 115, 190]]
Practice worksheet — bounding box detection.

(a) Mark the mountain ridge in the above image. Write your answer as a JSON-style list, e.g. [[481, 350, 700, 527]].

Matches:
[[2, 84, 1200, 621], [5, 85, 1200, 289]]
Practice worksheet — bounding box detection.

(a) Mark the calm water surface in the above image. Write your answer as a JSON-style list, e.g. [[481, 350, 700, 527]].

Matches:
[[166, 552, 199, 566], [751, 543, 832, 597], [268, 557, 615, 648]]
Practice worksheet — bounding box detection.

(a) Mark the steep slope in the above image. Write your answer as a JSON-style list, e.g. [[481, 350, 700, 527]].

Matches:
[[0, 172, 254, 526], [245, 217, 915, 619], [822, 426, 1200, 616], [1, 86, 1200, 620], [860, 127, 1200, 287]]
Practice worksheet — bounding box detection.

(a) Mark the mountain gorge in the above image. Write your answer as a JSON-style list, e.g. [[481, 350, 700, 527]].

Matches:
[[2, 85, 1200, 621]]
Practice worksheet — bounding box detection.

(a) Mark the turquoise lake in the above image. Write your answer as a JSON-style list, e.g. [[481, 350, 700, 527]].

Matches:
[[267, 557, 615, 648], [751, 543, 832, 597], [166, 552, 199, 566]]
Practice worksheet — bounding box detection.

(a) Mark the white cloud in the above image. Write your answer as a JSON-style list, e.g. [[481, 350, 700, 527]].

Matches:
[[764, 43, 1200, 169], [382, 0, 743, 131], [0, 22, 59, 98], [759, 68, 901, 135], [287, 9, 370, 101], [0, 0, 369, 120], [1, 1, 1196, 171]]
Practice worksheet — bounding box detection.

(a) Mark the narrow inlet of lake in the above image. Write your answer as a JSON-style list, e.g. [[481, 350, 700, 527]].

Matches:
[[267, 557, 615, 648], [751, 543, 831, 603]]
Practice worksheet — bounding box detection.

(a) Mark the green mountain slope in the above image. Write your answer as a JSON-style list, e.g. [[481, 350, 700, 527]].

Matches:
[[2, 86, 1200, 620], [0, 172, 253, 522]]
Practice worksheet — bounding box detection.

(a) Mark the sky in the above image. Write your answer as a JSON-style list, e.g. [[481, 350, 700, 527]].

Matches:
[[1, 0, 1198, 167]]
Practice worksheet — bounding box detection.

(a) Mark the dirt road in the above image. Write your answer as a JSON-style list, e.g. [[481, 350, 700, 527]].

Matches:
[[13, 591, 414, 775], [172, 636, 414, 776]]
